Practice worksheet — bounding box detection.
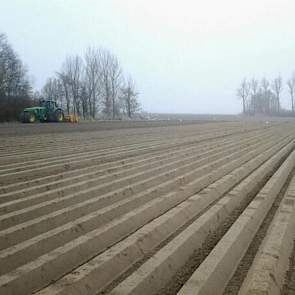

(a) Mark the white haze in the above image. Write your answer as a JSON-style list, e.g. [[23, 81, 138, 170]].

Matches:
[[1, 0, 295, 114]]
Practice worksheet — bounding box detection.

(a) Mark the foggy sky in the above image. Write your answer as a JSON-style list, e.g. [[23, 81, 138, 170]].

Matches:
[[1, 0, 295, 114]]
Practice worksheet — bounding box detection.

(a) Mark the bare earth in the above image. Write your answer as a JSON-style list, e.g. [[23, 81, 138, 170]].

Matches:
[[1, 119, 295, 295]]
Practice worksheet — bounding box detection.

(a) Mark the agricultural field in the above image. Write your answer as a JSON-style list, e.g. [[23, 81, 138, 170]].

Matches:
[[1, 119, 295, 295]]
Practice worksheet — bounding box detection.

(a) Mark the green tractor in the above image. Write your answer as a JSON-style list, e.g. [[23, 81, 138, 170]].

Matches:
[[20, 100, 65, 123]]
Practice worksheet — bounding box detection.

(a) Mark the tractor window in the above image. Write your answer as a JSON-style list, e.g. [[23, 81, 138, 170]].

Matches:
[[39, 100, 57, 109], [46, 101, 55, 110], [51, 101, 57, 109], [40, 100, 46, 107]]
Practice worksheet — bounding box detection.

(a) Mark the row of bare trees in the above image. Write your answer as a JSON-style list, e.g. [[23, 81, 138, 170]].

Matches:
[[237, 74, 295, 115], [0, 33, 33, 121], [40, 47, 140, 119]]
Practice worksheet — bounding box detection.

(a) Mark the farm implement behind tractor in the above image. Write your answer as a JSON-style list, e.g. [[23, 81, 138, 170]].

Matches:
[[20, 100, 79, 123]]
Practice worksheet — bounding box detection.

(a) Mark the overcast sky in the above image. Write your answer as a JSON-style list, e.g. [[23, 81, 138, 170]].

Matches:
[[1, 0, 295, 114]]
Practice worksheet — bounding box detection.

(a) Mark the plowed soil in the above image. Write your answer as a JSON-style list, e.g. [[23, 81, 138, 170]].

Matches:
[[1, 119, 295, 295]]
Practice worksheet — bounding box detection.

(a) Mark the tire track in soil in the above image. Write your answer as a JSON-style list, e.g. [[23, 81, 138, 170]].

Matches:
[[98, 143, 291, 295], [1, 121, 294, 295], [155, 157, 295, 295], [222, 168, 295, 295], [281, 240, 295, 294]]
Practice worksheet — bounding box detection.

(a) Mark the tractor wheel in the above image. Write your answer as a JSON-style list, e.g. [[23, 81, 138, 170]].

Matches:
[[55, 110, 64, 122], [39, 114, 48, 123], [20, 112, 34, 123], [28, 112, 36, 123], [20, 112, 26, 123]]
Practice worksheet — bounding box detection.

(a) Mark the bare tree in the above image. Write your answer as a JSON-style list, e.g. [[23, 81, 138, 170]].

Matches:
[[260, 78, 271, 114], [61, 56, 84, 115], [39, 46, 140, 120], [0, 33, 31, 98], [0, 33, 142, 121], [0, 33, 33, 121], [84, 47, 101, 118], [80, 84, 88, 119], [121, 76, 140, 118], [57, 71, 71, 115], [99, 49, 111, 117], [99, 49, 122, 119], [261, 78, 269, 95], [271, 75, 283, 113], [42, 77, 60, 101], [237, 78, 250, 114], [287, 73, 295, 114], [249, 78, 259, 113], [109, 54, 122, 119]]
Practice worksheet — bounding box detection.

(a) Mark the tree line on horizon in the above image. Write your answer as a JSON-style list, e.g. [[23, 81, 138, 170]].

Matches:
[[237, 75, 295, 116], [39, 48, 140, 120], [0, 33, 33, 121], [0, 33, 140, 122]]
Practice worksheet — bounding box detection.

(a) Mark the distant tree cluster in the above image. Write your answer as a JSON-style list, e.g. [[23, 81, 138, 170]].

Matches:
[[0, 34, 34, 121], [40, 47, 140, 119], [0, 33, 141, 121], [237, 74, 295, 116]]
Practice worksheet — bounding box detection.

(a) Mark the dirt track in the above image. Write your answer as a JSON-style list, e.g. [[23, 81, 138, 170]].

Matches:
[[1, 119, 295, 295]]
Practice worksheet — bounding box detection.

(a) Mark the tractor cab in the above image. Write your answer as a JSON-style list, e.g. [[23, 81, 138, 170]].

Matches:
[[40, 100, 57, 111]]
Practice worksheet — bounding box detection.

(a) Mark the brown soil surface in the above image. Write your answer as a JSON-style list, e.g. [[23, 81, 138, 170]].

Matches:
[[1, 119, 295, 295]]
